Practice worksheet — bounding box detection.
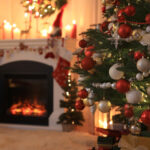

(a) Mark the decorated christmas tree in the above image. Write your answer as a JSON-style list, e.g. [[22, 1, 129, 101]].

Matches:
[[72, 0, 150, 141], [57, 72, 84, 129]]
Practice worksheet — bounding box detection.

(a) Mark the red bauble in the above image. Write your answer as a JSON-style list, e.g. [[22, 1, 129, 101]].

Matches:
[[100, 21, 109, 32], [102, 6, 106, 13], [78, 89, 88, 98], [117, 9, 125, 21], [79, 39, 87, 48], [124, 109, 133, 118], [141, 110, 150, 126], [75, 100, 85, 110], [124, 104, 133, 110], [145, 13, 150, 24], [84, 46, 95, 57], [116, 79, 130, 93], [81, 57, 95, 70], [124, 5, 136, 17], [118, 24, 132, 38], [134, 51, 144, 60]]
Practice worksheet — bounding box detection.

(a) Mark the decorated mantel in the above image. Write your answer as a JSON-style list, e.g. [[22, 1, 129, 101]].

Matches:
[[0, 38, 75, 130]]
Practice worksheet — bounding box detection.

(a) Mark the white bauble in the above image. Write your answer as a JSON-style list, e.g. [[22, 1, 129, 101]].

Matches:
[[136, 73, 144, 81], [109, 63, 124, 80], [130, 124, 141, 135], [143, 72, 149, 77], [137, 57, 150, 72], [147, 86, 150, 96], [146, 26, 150, 33], [111, 83, 116, 89], [98, 100, 111, 113], [126, 89, 142, 104]]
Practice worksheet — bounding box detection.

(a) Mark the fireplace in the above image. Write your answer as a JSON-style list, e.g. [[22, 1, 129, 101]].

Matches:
[[0, 61, 53, 126]]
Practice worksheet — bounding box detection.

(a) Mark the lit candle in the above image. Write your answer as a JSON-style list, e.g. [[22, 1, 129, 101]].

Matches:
[[35, 12, 39, 33], [11, 24, 16, 40], [14, 28, 20, 39], [4, 22, 12, 39], [65, 24, 71, 38], [1, 20, 7, 40], [41, 29, 48, 38], [71, 20, 77, 39]]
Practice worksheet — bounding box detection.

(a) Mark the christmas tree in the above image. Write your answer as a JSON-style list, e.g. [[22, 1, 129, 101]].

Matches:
[[57, 72, 84, 127], [72, 0, 150, 136]]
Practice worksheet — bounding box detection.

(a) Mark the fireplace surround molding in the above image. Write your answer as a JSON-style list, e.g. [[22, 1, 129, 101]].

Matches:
[[0, 38, 75, 130]]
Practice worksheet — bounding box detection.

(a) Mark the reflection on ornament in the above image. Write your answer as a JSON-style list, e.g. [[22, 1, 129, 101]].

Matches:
[[126, 89, 142, 104], [109, 63, 124, 80], [130, 124, 141, 135], [98, 100, 111, 113], [111, 83, 116, 89]]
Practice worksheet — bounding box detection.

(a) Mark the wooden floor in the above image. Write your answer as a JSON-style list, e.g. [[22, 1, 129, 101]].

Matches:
[[0, 127, 97, 150]]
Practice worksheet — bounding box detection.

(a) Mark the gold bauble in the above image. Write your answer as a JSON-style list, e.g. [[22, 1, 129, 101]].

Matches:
[[132, 29, 143, 41], [83, 99, 94, 107]]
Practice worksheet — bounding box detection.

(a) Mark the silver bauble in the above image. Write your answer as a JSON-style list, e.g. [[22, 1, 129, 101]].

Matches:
[[109, 63, 124, 80], [137, 57, 150, 72], [130, 124, 141, 135], [147, 86, 150, 96], [126, 89, 142, 104], [143, 72, 149, 77], [88, 91, 94, 99], [146, 26, 150, 33], [98, 100, 111, 113], [90, 104, 96, 114], [111, 83, 116, 89], [136, 73, 144, 81], [83, 98, 94, 107]]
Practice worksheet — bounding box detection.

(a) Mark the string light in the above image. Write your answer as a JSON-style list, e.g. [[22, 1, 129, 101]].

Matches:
[[35, 12, 39, 17], [48, 5, 52, 9], [66, 91, 70, 96], [44, 9, 48, 13], [24, 12, 28, 18], [72, 20, 76, 24], [71, 109, 75, 112]]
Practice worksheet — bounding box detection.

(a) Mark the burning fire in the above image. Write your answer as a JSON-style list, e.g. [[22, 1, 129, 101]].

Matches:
[[9, 99, 47, 117]]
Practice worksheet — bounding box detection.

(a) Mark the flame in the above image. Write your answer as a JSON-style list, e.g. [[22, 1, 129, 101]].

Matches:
[[9, 98, 47, 117]]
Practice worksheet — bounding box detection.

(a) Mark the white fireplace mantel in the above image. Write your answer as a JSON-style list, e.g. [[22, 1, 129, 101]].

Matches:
[[0, 38, 76, 130]]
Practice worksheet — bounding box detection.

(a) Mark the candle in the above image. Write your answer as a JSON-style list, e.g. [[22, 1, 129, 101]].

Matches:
[[65, 25, 71, 38], [4, 22, 12, 39], [14, 28, 20, 39], [1, 20, 7, 40], [11, 24, 16, 40], [71, 20, 77, 39]]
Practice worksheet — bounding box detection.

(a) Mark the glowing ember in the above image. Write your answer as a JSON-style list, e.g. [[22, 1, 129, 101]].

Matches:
[[9, 99, 47, 117]]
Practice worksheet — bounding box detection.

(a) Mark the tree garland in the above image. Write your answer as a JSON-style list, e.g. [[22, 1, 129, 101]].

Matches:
[[21, 0, 67, 18]]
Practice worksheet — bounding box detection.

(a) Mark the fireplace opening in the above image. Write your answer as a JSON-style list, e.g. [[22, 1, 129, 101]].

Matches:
[[0, 61, 53, 126]]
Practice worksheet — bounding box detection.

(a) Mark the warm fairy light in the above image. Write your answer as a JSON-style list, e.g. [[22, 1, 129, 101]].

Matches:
[[24, 12, 28, 18], [48, 5, 52, 9], [35, 11, 39, 17], [65, 25, 71, 31], [14, 28, 20, 33], [48, 26, 53, 33], [68, 79, 71, 82], [68, 72, 71, 76], [109, 120, 113, 125], [41, 29, 48, 37], [12, 24, 16, 28], [26, 0, 30, 4], [3, 20, 7, 23], [71, 109, 75, 112], [52, 7, 56, 10], [29, 5, 34, 11], [40, 14, 43, 17], [68, 84, 71, 87], [66, 91, 70, 96], [44, 9, 48, 13], [72, 121, 75, 125], [4, 22, 12, 30], [72, 20, 76, 24]]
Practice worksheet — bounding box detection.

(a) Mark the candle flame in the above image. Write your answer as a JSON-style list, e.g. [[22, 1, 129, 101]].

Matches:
[[72, 20, 76, 24], [65, 25, 71, 31]]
